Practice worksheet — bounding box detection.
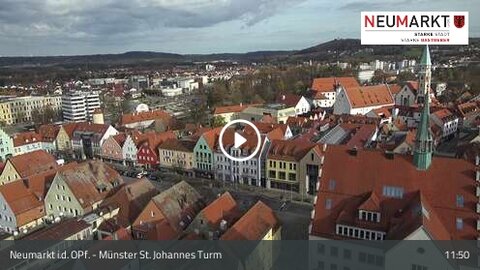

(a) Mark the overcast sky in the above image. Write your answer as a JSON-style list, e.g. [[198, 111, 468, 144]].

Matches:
[[0, 0, 478, 56]]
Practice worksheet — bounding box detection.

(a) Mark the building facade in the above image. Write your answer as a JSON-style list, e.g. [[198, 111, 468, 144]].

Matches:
[[0, 128, 13, 162], [0, 95, 62, 125], [62, 91, 101, 122]]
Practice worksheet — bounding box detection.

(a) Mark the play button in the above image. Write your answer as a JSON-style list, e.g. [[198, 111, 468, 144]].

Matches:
[[234, 132, 247, 148], [219, 119, 262, 162]]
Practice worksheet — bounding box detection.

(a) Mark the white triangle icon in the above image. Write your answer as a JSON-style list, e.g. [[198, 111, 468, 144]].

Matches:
[[234, 132, 247, 148]]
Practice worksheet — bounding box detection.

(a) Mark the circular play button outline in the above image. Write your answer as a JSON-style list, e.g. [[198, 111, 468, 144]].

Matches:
[[219, 119, 262, 162]]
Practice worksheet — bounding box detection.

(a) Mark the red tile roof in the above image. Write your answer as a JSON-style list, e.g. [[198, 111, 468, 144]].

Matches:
[[0, 180, 44, 227], [200, 192, 241, 229], [311, 77, 360, 92], [74, 122, 110, 136], [139, 131, 177, 151], [23, 219, 90, 240], [25, 162, 78, 198], [38, 124, 60, 143], [388, 84, 402, 95], [456, 102, 479, 118], [341, 124, 377, 149], [150, 181, 204, 233], [158, 138, 197, 152], [311, 145, 479, 240], [59, 161, 123, 211], [432, 108, 456, 123], [268, 139, 321, 161], [112, 133, 127, 147], [61, 122, 78, 139], [12, 131, 42, 147], [213, 104, 257, 115], [100, 178, 158, 228], [275, 94, 302, 107], [221, 201, 280, 240], [8, 150, 58, 178], [120, 110, 172, 126], [344, 85, 394, 108], [200, 127, 223, 149]]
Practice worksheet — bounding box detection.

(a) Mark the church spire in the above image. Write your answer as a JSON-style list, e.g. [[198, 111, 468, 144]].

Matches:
[[416, 44, 432, 104], [413, 45, 433, 170]]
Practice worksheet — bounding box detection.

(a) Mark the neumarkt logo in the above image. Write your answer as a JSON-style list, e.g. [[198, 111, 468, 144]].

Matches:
[[361, 11, 469, 45], [364, 14, 450, 28]]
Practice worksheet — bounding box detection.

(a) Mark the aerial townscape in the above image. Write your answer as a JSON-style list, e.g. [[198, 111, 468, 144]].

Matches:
[[0, 41, 479, 246]]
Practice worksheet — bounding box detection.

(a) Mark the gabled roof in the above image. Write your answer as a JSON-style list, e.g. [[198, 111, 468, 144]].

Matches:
[[73, 122, 111, 136], [38, 124, 60, 143], [138, 131, 177, 151], [120, 109, 172, 126], [150, 181, 204, 233], [275, 94, 303, 107], [158, 138, 197, 152], [58, 161, 122, 210], [112, 133, 127, 147], [310, 145, 479, 240], [213, 104, 254, 115], [61, 122, 78, 139], [0, 180, 44, 227], [344, 84, 394, 109], [268, 139, 321, 161], [12, 131, 42, 147], [456, 102, 479, 118], [432, 108, 457, 123], [100, 178, 157, 228], [7, 150, 58, 178], [221, 201, 280, 240], [23, 219, 90, 240], [199, 127, 223, 149], [199, 192, 241, 229], [25, 162, 78, 198], [388, 84, 402, 95], [311, 77, 360, 92]]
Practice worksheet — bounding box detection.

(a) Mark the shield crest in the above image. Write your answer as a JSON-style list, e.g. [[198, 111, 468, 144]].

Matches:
[[454, 15, 465, 28]]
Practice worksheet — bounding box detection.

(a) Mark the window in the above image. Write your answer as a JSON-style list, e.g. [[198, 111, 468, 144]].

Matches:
[[288, 173, 296, 181], [456, 218, 463, 230], [151, 211, 155, 217], [456, 195, 464, 208], [278, 172, 286, 180], [343, 249, 351, 259], [317, 244, 325, 254], [268, 170, 276, 178], [330, 246, 338, 257], [382, 185, 404, 198], [328, 179, 336, 190], [311, 153, 314, 161], [325, 199, 332, 210]]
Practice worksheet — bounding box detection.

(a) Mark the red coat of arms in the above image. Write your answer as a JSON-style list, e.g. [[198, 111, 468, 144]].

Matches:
[[454, 15, 465, 28]]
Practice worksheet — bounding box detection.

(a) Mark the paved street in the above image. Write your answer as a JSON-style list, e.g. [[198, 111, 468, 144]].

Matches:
[[121, 168, 313, 240]]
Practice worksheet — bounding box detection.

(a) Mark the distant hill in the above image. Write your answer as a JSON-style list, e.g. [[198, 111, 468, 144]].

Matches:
[[0, 38, 478, 68], [295, 38, 362, 55]]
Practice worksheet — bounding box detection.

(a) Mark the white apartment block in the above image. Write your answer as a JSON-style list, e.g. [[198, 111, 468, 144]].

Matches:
[[62, 91, 101, 122]]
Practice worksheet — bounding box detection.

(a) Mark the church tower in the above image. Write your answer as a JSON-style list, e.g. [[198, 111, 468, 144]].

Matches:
[[413, 45, 434, 170], [416, 44, 432, 104]]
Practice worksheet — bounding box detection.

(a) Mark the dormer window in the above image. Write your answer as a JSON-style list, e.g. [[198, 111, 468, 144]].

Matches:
[[359, 210, 380, 222]]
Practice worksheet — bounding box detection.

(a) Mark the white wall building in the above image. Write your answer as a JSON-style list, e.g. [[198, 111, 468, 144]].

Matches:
[[431, 109, 459, 139], [62, 91, 101, 122], [333, 85, 394, 115]]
